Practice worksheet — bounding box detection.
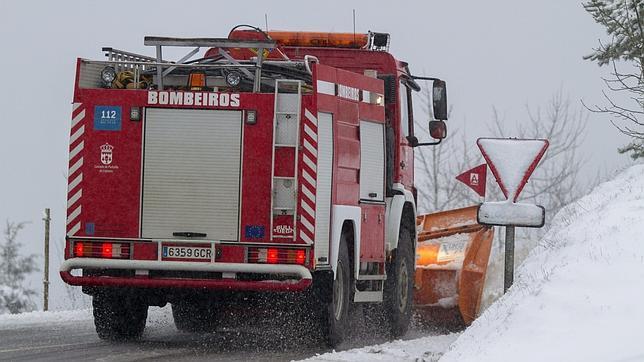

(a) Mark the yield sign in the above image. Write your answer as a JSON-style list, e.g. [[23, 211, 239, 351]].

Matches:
[[476, 138, 549, 202], [456, 163, 487, 197]]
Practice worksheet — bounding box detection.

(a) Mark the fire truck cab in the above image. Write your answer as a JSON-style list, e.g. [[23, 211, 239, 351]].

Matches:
[[61, 26, 448, 345]]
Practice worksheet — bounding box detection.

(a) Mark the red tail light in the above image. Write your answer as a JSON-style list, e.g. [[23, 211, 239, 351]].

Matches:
[[267, 248, 279, 264], [73, 241, 130, 259], [247, 247, 309, 266], [74, 242, 84, 257], [101, 243, 113, 258], [295, 249, 306, 265]]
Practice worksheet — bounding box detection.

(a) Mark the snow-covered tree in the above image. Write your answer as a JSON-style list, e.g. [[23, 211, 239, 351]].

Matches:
[[0, 222, 38, 314], [584, 0, 644, 159]]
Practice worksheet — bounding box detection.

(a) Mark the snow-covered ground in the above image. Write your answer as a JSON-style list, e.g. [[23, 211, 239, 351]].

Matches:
[[0, 305, 173, 330], [2, 165, 642, 361], [302, 334, 459, 362], [310, 164, 644, 361]]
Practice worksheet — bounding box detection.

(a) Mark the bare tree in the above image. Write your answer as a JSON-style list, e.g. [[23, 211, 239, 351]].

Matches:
[[414, 85, 591, 230], [414, 86, 482, 214]]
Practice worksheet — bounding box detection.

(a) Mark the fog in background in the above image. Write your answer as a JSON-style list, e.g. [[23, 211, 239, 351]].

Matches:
[[0, 0, 634, 310]]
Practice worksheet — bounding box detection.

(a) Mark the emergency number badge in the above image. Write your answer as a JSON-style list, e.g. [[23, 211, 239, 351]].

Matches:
[[94, 106, 122, 131]]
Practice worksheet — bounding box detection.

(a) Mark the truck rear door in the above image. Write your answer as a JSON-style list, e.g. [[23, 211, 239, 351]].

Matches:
[[141, 108, 242, 241]]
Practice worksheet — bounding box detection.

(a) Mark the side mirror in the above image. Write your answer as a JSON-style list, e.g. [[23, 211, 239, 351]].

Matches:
[[429, 120, 447, 139], [433, 80, 448, 120], [407, 120, 447, 147]]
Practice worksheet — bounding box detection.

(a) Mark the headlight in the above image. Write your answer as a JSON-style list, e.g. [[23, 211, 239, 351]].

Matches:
[[225, 71, 241, 87], [101, 67, 116, 85]]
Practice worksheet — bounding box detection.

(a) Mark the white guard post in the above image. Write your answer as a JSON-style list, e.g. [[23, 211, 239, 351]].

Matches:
[[475, 138, 549, 293]]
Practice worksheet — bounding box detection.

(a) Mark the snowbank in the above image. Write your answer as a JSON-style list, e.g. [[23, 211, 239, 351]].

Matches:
[[302, 333, 460, 362], [0, 305, 173, 330], [0, 308, 92, 329], [442, 164, 644, 361]]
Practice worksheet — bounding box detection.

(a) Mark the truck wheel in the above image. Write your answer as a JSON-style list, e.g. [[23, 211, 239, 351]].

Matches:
[[322, 239, 351, 347], [93, 294, 148, 341], [172, 301, 217, 333], [383, 226, 414, 337]]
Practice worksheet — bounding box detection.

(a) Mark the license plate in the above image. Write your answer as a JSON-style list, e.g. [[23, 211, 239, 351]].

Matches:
[[162, 245, 212, 261]]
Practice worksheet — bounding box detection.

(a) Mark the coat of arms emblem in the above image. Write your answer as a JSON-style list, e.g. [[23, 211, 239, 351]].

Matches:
[[100, 143, 114, 165]]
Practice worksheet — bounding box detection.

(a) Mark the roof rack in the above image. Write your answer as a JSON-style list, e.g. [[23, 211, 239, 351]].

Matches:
[[143, 37, 275, 49], [144, 36, 277, 92], [102, 47, 159, 74]]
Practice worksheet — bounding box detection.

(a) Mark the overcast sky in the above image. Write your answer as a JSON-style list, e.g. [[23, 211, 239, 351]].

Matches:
[[0, 0, 635, 310]]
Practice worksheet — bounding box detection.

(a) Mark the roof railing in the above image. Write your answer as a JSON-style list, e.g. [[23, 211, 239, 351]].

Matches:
[[144, 36, 277, 92]]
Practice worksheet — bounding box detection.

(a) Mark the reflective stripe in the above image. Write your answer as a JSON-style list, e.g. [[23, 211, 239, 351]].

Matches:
[[71, 109, 85, 129], [68, 173, 83, 193], [67, 222, 81, 237], [301, 217, 314, 233], [69, 141, 84, 161], [303, 154, 317, 173], [69, 125, 85, 145], [67, 189, 82, 208], [302, 185, 315, 203], [316, 80, 335, 96], [69, 157, 83, 176], [303, 139, 317, 157], [67, 205, 81, 225], [300, 231, 314, 245], [305, 109, 318, 126], [302, 171, 316, 189], [301, 200, 315, 219]]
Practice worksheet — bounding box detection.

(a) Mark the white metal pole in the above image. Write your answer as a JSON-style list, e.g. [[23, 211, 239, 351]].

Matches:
[[43, 208, 51, 311]]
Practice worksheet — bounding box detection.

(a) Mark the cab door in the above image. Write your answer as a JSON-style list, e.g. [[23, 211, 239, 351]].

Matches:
[[397, 80, 414, 188]]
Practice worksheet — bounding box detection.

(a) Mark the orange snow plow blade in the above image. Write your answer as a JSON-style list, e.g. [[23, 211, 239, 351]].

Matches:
[[414, 205, 494, 326]]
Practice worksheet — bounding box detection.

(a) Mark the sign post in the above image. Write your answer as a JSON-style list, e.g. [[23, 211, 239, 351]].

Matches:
[[504, 225, 515, 293], [42, 208, 50, 311], [475, 138, 549, 293]]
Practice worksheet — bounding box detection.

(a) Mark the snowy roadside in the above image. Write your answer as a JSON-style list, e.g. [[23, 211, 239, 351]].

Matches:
[[300, 165, 644, 362], [442, 165, 644, 361], [0, 305, 174, 330], [301, 333, 460, 362], [2, 166, 642, 361], [0, 308, 92, 329]]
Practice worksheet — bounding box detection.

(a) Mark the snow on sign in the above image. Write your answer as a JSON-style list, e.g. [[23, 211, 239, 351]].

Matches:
[[478, 201, 545, 228], [476, 138, 549, 228], [477, 138, 548, 202]]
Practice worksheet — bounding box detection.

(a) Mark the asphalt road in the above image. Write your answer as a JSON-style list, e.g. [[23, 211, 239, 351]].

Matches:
[[0, 305, 436, 362]]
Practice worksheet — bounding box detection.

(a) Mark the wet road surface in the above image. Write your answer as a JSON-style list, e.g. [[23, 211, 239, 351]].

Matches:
[[0, 305, 438, 361]]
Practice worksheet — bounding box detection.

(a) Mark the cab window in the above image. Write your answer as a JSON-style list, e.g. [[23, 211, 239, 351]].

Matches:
[[399, 81, 413, 138]]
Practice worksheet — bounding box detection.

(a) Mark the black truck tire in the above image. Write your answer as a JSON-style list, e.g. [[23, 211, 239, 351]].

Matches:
[[322, 239, 351, 347], [382, 226, 415, 337], [93, 294, 148, 341], [172, 301, 217, 333]]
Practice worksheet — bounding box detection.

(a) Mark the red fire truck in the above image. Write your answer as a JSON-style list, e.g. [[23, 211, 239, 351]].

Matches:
[[61, 26, 449, 345]]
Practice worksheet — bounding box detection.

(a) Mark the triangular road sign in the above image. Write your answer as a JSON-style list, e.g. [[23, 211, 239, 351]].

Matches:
[[456, 163, 487, 197], [476, 138, 549, 202]]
